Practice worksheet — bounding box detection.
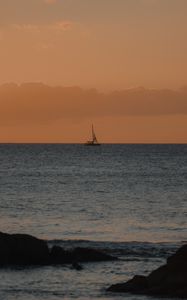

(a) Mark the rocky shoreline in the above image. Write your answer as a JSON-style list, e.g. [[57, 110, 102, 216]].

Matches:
[[107, 243, 187, 298], [1, 231, 186, 298], [0, 232, 116, 266]]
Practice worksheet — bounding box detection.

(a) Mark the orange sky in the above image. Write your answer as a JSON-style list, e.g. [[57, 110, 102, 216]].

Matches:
[[0, 84, 186, 143], [0, 0, 187, 143]]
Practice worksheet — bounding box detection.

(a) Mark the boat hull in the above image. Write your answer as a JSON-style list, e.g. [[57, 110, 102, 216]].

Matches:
[[85, 143, 101, 146]]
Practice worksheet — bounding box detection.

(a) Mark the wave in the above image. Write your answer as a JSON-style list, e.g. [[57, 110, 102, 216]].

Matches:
[[47, 239, 184, 260]]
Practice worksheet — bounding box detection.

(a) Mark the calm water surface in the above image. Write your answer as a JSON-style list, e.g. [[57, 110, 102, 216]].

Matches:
[[0, 144, 186, 299]]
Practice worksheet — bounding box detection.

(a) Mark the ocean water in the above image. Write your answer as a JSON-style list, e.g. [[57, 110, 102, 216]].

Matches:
[[0, 144, 186, 300]]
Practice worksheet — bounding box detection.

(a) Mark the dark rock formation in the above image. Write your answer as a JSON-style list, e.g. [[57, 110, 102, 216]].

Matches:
[[50, 245, 73, 264], [0, 232, 117, 267], [72, 247, 116, 262], [50, 246, 117, 264], [0, 232, 49, 265], [107, 244, 187, 298], [167, 244, 187, 265], [72, 261, 83, 271], [108, 275, 148, 293]]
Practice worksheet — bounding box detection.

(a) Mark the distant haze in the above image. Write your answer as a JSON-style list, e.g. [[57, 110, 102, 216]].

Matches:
[[0, 83, 186, 143], [0, 0, 187, 142]]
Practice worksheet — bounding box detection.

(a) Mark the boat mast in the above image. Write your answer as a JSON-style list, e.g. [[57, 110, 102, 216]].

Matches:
[[92, 124, 98, 143], [85, 124, 100, 145]]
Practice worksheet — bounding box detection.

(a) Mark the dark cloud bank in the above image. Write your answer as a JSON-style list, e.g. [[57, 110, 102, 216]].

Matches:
[[0, 83, 187, 125]]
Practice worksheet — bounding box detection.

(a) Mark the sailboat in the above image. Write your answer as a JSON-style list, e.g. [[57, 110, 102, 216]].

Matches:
[[85, 125, 101, 146]]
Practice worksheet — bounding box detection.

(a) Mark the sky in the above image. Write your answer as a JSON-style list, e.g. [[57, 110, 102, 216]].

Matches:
[[0, 0, 187, 143]]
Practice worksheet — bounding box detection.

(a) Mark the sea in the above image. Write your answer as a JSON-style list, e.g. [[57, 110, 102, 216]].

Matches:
[[0, 144, 186, 300]]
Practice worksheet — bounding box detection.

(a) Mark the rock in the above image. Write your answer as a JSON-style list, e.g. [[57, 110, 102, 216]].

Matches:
[[50, 246, 117, 264], [107, 244, 187, 298], [72, 247, 117, 262], [72, 261, 83, 270], [50, 245, 73, 264], [167, 244, 187, 265], [0, 232, 49, 266], [107, 275, 148, 293], [0, 232, 117, 267]]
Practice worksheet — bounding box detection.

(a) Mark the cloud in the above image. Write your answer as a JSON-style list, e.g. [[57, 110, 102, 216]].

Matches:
[[12, 24, 41, 33], [9, 21, 73, 50], [0, 83, 187, 126], [140, 0, 159, 5], [12, 21, 73, 33], [43, 0, 58, 4], [52, 21, 72, 31]]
